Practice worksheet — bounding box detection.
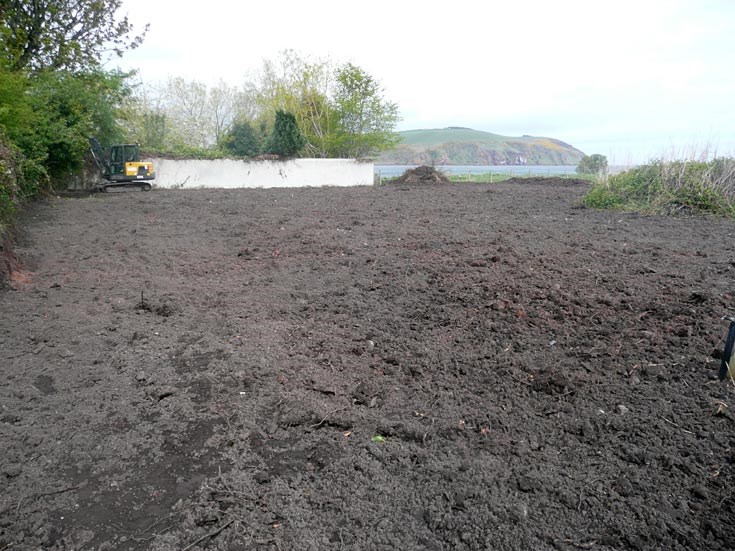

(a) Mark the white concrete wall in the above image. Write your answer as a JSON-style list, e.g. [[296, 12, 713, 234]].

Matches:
[[150, 158, 374, 189]]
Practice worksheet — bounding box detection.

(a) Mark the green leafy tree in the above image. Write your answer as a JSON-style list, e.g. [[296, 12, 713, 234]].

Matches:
[[332, 63, 400, 158], [265, 110, 306, 157], [253, 52, 400, 159], [577, 154, 608, 175], [0, 63, 38, 153], [0, 0, 148, 71], [28, 69, 131, 178], [222, 120, 262, 157], [254, 50, 335, 157]]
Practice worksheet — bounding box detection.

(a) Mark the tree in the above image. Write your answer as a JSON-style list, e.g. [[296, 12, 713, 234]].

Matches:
[[252, 58, 400, 158], [265, 110, 306, 157], [162, 77, 210, 149], [0, 63, 37, 151], [222, 120, 262, 157], [332, 63, 400, 158], [119, 80, 172, 151], [0, 0, 148, 71], [208, 81, 240, 146], [124, 78, 249, 153], [577, 154, 608, 175], [0, 64, 130, 183], [254, 50, 335, 157], [28, 69, 131, 177]]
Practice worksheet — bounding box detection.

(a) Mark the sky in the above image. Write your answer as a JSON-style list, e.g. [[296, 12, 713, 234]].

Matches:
[[110, 0, 735, 164]]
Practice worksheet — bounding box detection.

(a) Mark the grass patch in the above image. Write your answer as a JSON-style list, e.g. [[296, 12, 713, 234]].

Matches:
[[583, 157, 735, 218], [448, 172, 513, 183], [448, 172, 594, 184]]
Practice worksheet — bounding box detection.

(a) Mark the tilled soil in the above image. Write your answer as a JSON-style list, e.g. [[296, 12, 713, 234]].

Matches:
[[1, 178, 735, 550]]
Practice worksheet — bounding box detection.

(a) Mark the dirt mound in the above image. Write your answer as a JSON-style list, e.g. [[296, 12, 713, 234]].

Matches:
[[393, 165, 451, 185]]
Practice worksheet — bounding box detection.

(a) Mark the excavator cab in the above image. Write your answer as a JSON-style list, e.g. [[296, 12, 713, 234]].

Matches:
[[90, 138, 155, 192]]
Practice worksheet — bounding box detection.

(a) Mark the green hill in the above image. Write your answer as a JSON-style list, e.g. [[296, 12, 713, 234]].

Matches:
[[377, 127, 585, 165]]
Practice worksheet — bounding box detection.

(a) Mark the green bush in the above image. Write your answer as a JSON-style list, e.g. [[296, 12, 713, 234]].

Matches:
[[0, 133, 47, 230], [221, 120, 262, 157], [141, 144, 229, 160], [265, 111, 306, 157], [583, 157, 735, 218], [577, 153, 608, 175]]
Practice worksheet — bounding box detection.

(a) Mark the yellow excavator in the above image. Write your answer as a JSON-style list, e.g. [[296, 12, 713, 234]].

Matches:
[[89, 138, 155, 192]]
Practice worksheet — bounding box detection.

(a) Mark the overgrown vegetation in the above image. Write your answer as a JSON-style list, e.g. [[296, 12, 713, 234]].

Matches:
[[0, 1, 143, 233], [583, 157, 735, 218], [577, 153, 608, 176], [127, 51, 400, 160]]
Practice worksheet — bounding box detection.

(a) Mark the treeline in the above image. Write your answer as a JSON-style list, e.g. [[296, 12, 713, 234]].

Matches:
[[0, 2, 400, 231], [125, 51, 400, 160]]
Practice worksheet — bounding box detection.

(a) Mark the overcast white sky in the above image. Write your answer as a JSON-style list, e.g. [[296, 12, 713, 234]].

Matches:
[[111, 0, 735, 164]]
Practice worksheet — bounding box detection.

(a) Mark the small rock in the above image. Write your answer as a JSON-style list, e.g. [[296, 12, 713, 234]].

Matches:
[[148, 387, 176, 400], [688, 291, 708, 303], [517, 475, 541, 492], [617, 404, 631, 415], [692, 485, 709, 500], [158, 387, 176, 400], [253, 471, 270, 484], [366, 340, 375, 352], [0, 413, 21, 424], [642, 364, 670, 381], [58, 349, 74, 359], [508, 502, 529, 522], [135, 371, 147, 382], [2, 463, 22, 478], [615, 476, 634, 497]]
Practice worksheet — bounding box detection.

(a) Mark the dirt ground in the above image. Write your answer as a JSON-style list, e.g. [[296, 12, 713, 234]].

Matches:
[[1, 178, 735, 550]]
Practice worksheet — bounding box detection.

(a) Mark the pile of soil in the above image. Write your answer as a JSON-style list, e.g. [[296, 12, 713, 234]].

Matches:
[[392, 165, 451, 185], [1, 180, 735, 550]]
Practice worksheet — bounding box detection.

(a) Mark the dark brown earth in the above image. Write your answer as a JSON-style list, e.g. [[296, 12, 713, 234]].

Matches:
[[393, 166, 451, 185], [1, 178, 735, 550]]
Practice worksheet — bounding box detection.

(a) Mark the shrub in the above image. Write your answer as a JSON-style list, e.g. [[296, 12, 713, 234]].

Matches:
[[265, 111, 306, 157], [577, 154, 608, 176], [221, 120, 262, 157], [0, 133, 47, 230], [583, 157, 735, 218]]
